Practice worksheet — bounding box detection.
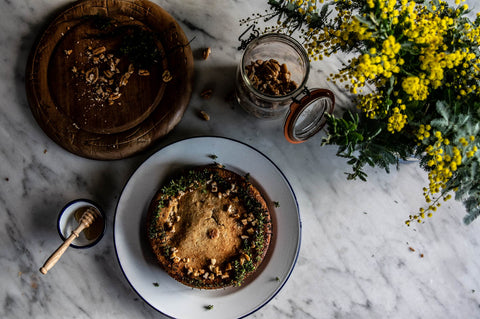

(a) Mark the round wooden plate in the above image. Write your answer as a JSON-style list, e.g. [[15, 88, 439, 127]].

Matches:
[[26, 0, 194, 160]]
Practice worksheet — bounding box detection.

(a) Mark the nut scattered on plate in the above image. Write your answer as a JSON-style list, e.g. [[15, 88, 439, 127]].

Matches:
[[162, 70, 172, 82], [70, 46, 150, 106]]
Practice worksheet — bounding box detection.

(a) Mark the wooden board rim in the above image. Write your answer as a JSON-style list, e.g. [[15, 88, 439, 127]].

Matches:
[[25, 0, 194, 160]]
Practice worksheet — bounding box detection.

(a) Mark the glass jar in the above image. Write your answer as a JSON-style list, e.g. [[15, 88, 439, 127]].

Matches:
[[235, 33, 335, 143], [235, 33, 310, 119]]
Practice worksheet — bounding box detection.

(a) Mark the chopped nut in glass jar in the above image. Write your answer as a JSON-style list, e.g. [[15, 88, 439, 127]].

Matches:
[[245, 59, 298, 96]]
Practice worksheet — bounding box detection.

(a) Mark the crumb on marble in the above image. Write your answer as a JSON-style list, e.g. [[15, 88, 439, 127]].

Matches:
[[199, 110, 210, 121], [202, 47, 211, 60], [200, 88, 213, 99]]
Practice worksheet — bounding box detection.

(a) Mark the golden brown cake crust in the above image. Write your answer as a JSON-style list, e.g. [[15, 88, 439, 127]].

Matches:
[[146, 165, 272, 289]]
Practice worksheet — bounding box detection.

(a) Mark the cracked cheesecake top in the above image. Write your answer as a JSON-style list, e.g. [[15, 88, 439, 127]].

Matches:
[[146, 165, 272, 289]]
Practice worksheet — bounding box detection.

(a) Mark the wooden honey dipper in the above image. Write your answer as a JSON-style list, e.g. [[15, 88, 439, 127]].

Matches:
[[40, 207, 99, 275]]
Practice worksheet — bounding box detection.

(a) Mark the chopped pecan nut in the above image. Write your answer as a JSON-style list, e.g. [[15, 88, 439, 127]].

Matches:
[[162, 70, 172, 82], [200, 110, 210, 121], [103, 70, 114, 78], [138, 69, 150, 76], [119, 73, 131, 87], [85, 67, 99, 84], [128, 63, 135, 74], [245, 58, 298, 95], [202, 47, 211, 60], [92, 46, 106, 55], [211, 181, 218, 192], [109, 92, 121, 100]]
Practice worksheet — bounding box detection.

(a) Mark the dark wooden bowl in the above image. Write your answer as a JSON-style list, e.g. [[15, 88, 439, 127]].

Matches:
[[26, 0, 194, 160]]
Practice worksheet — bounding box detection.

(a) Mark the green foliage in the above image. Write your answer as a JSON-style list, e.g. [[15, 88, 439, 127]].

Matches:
[[245, 0, 480, 224], [232, 259, 255, 286], [323, 111, 416, 181]]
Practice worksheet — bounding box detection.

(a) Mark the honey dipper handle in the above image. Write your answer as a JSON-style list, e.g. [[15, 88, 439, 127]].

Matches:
[[39, 222, 88, 275]]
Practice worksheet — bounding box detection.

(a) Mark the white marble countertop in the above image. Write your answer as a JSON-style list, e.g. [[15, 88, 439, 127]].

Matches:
[[2, 0, 480, 318]]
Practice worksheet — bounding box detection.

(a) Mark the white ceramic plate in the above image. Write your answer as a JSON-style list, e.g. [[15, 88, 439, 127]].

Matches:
[[114, 136, 301, 319]]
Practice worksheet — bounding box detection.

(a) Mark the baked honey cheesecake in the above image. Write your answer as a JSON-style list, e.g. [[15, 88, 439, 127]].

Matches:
[[146, 165, 272, 289]]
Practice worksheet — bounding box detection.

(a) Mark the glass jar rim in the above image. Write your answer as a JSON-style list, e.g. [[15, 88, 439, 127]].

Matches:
[[240, 33, 311, 101]]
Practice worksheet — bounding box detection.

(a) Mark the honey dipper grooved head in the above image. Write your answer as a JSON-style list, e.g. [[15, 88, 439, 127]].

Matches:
[[80, 208, 99, 227]]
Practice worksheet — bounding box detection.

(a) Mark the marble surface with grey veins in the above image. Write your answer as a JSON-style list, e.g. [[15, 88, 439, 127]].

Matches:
[[2, 0, 480, 318]]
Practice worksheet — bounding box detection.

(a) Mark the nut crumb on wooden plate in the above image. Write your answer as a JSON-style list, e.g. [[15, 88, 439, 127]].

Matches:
[[162, 70, 172, 82], [70, 45, 144, 106], [25, 1, 194, 160]]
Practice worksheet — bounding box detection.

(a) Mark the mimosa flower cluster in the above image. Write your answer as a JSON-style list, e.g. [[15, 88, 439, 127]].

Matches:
[[242, 0, 480, 224]]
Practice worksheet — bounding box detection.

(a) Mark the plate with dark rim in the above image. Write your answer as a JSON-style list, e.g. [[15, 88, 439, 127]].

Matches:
[[114, 136, 301, 318]]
